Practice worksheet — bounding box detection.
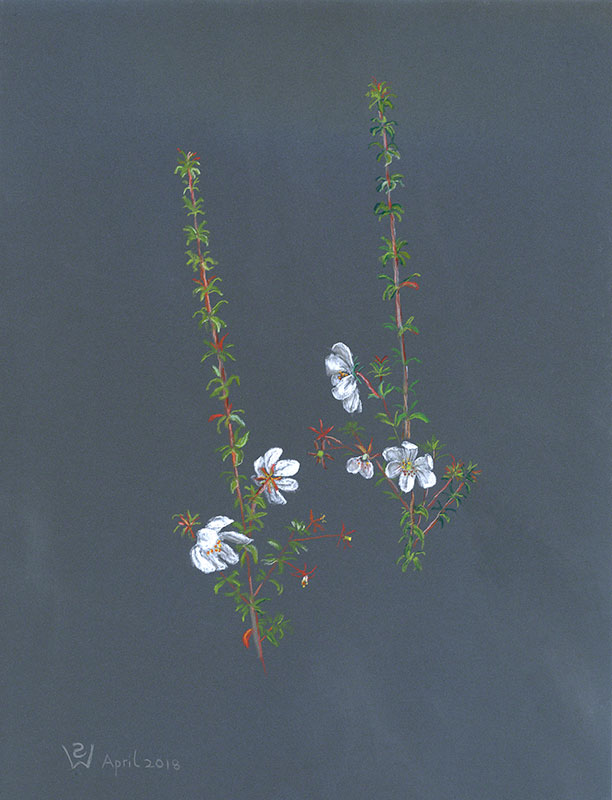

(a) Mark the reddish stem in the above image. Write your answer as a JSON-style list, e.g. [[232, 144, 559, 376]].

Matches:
[[418, 479, 468, 544], [356, 371, 392, 418], [187, 162, 265, 670], [379, 111, 410, 440], [371, 458, 412, 512], [425, 476, 453, 510]]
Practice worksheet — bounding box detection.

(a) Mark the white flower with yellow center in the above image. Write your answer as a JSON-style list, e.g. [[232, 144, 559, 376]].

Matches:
[[190, 516, 253, 573], [346, 452, 374, 479], [382, 441, 436, 493], [325, 342, 362, 414], [252, 447, 300, 505]]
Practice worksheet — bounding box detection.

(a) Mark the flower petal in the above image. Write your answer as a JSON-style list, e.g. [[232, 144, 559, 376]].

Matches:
[[264, 485, 287, 505], [275, 458, 300, 477], [401, 441, 419, 461], [346, 456, 361, 474], [325, 352, 348, 375], [385, 461, 401, 479], [195, 528, 214, 547], [416, 453, 434, 471], [276, 477, 298, 492], [207, 552, 228, 571], [331, 374, 356, 400], [204, 515, 233, 533], [220, 531, 254, 545], [330, 342, 355, 368], [342, 389, 362, 414], [415, 461, 436, 489], [190, 545, 217, 573], [219, 543, 240, 565], [253, 455, 265, 475], [361, 460, 374, 479], [398, 472, 415, 493], [382, 446, 404, 463], [264, 447, 283, 471]]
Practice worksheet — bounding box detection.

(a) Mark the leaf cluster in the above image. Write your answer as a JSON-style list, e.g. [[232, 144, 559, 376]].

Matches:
[[397, 507, 425, 573], [261, 536, 309, 573]]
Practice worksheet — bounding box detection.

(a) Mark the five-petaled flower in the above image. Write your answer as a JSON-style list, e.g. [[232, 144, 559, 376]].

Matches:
[[190, 515, 253, 573], [383, 441, 436, 493], [252, 447, 300, 505], [325, 342, 362, 414]]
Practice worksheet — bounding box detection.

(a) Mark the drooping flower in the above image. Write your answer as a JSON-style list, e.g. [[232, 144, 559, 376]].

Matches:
[[346, 452, 374, 479], [325, 342, 362, 414], [346, 437, 377, 479], [190, 516, 253, 573], [382, 441, 436, 493], [287, 562, 318, 588], [252, 447, 300, 505], [336, 522, 355, 549]]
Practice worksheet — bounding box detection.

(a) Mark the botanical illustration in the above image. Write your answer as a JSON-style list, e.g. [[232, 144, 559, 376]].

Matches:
[[173, 80, 479, 670]]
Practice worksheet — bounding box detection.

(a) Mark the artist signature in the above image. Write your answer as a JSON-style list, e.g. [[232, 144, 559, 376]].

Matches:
[[61, 743, 181, 776]]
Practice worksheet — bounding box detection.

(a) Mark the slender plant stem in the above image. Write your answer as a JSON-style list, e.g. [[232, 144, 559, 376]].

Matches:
[[356, 371, 391, 416], [372, 458, 412, 512], [426, 477, 453, 510], [420, 480, 468, 540], [187, 164, 265, 669], [252, 520, 327, 598], [379, 111, 411, 440]]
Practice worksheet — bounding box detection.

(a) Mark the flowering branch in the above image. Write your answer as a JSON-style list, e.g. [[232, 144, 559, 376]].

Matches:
[[369, 80, 420, 441], [175, 150, 265, 666], [172, 151, 355, 669], [312, 79, 480, 572]]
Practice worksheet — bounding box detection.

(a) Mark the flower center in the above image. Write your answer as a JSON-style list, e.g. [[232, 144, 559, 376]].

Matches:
[[205, 538, 222, 556], [337, 370, 349, 380], [401, 459, 414, 474], [360, 454, 370, 462], [260, 467, 278, 489]]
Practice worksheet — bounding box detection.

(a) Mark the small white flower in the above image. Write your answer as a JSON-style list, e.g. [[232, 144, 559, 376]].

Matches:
[[325, 342, 362, 414], [346, 452, 374, 479], [190, 516, 253, 574], [382, 441, 436, 493], [252, 446, 300, 505]]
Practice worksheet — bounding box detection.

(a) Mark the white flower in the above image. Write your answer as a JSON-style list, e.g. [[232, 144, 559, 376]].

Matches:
[[252, 446, 300, 505], [382, 441, 436, 493], [325, 342, 362, 414], [190, 516, 253, 573], [346, 452, 374, 479]]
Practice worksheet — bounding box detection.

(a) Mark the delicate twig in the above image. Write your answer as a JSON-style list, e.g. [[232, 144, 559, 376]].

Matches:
[[185, 155, 265, 668]]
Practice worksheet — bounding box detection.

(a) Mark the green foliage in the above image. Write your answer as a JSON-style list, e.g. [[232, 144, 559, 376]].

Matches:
[[383, 314, 419, 337], [376, 174, 404, 194], [373, 200, 404, 222], [339, 420, 366, 438], [261, 537, 308, 572], [259, 613, 293, 647], [172, 510, 200, 539]]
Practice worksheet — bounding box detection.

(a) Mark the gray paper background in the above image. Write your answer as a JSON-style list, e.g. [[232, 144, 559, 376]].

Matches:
[[2, 2, 610, 799]]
